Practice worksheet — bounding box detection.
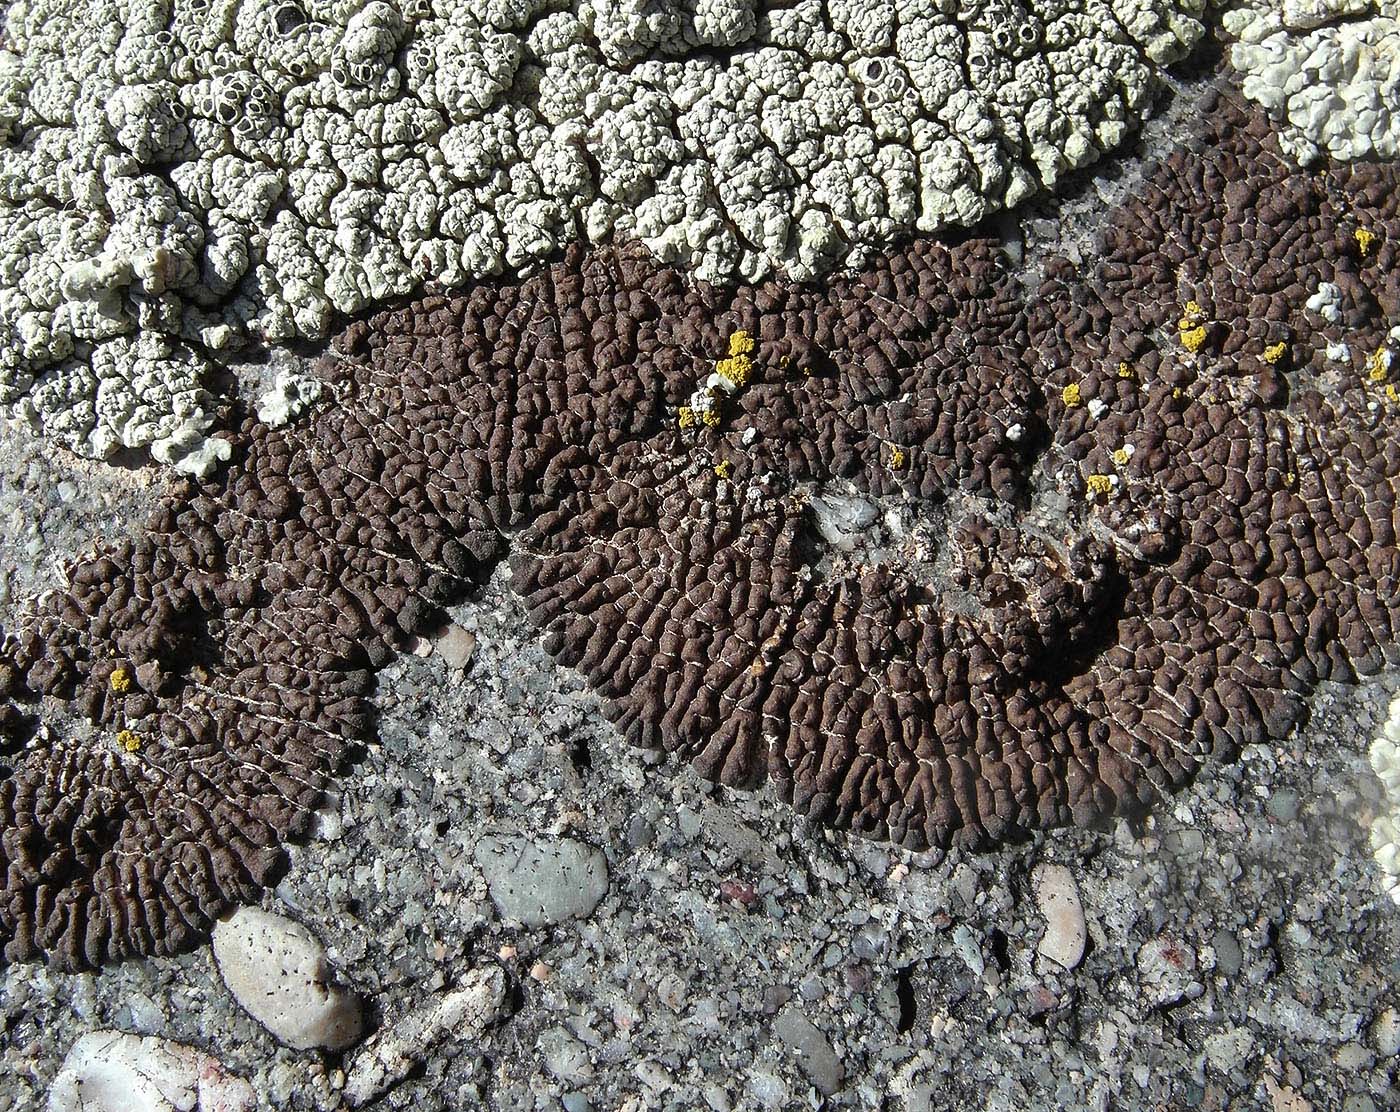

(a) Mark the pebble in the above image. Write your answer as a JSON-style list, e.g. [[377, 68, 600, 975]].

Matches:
[[1212, 929, 1244, 978], [1267, 788, 1300, 822], [1204, 1026, 1255, 1073], [474, 835, 609, 928], [702, 1083, 733, 1112], [1136, 936, 1203, 1008], [344, 966, 506, 1107], [1033, 863, 1087, 970], [1369, 1007, 1400, 1057], [951, 924, 985, 977], [773, 1005, 844, 1095], [434, 623, 477, 670], [539, 1027, 594, 1085], [211, 906, 363, 1051], [47, 1031, 255, 1112]]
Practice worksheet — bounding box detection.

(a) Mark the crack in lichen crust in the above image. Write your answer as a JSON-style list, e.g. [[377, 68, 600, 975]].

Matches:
[[5, 92, 1400, 968]]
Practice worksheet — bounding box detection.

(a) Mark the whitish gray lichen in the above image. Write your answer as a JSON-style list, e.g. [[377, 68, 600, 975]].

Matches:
[[1224, 0, 1400, 166]]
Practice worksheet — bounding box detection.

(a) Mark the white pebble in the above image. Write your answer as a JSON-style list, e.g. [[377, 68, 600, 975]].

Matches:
[[212, 906, 363, 1051], [344, 967, 506, 1107], [47, 1031, 255, 1112], [1033, 863, 1087, 970]]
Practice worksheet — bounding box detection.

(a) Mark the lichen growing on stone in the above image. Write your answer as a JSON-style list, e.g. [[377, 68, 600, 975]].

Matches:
[[5, 92, 1400, 968], [0, 0, 1208, 466]]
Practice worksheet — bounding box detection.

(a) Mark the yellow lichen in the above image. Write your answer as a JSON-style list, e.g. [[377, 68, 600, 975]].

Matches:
[[1388, 384, 1400, 404], [714, 459, 733, 480], [1111, 447, 1131, 467], [115, 729, 141, 753], [1117, 361, 1134, 379], [1178, 300, 1209, 353], [1085, 474, 1113, 497], [1061, 383, 1082, 407], [1180, 324, 1207, 353], [701, 407, 721, 428], [1356, 227, 1378, 257], [678, 406, 697, 429], [1172, 387, 1183, 399], [1368, 346, 1390, 383], [728, 330, 755, 357], [887, 444, 907, 470], [715, 353, 753, 389], [1263, 342, 1287, 365], [109, 667, 132, 694]]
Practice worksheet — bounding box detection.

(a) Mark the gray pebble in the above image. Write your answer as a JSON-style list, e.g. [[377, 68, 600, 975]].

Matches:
[[538, 1027, 593, 1085], [773, 1005, 844, 1096], [474, 835, 608, 929], [1212, 929, 1243, 978], [1267, 788, 1300, 822], [625, 815, 655, 848]]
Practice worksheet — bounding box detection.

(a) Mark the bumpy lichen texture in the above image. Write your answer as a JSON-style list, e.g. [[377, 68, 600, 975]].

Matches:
[[1223, 0, 1400, 165], [6, 93, 1400, 968], [0, 0, 1207, 465]]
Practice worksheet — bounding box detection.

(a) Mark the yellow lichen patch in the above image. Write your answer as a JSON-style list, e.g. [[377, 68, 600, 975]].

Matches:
[[678, 406, 697, 429], [887, 443, 907, 470], [1178, 300, 1209, 353], [701, 407, 722, 428], [1367, 346, 1391, 384], [715, 353, 753, 389], [1117, 361, 1134, 379], [109, 667, 132, 694], [1172, 387, 1183, 399], [1356, 227, 1378, 257], [1061, 383, 1082, 407], [714, 459, 733, 480], [1388, 384, 1399, 404], [1111, 447, 1131, 468], [115, 729, 141, 753], [728, 330, 755, 357], [1085, 474, 1113, 497], [1263, 342, 1287, 365]]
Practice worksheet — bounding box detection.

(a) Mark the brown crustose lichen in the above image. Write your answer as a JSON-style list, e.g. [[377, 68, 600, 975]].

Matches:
[[3, 93, 1400, 968]]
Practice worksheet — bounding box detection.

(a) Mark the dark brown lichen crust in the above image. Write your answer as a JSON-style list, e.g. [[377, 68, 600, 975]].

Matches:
[[3, 92, 1400, 967], [1032, 91, 1400, 808]]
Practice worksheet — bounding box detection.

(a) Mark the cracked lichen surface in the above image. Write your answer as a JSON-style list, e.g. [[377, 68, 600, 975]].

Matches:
[[0, 0, 1208, 465], [6, 93, 1400, 967]]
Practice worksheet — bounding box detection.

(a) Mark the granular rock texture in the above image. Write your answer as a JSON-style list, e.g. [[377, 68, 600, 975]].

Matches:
[[5, 91, 1400, 968], [0, 0, 1208, 466]]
